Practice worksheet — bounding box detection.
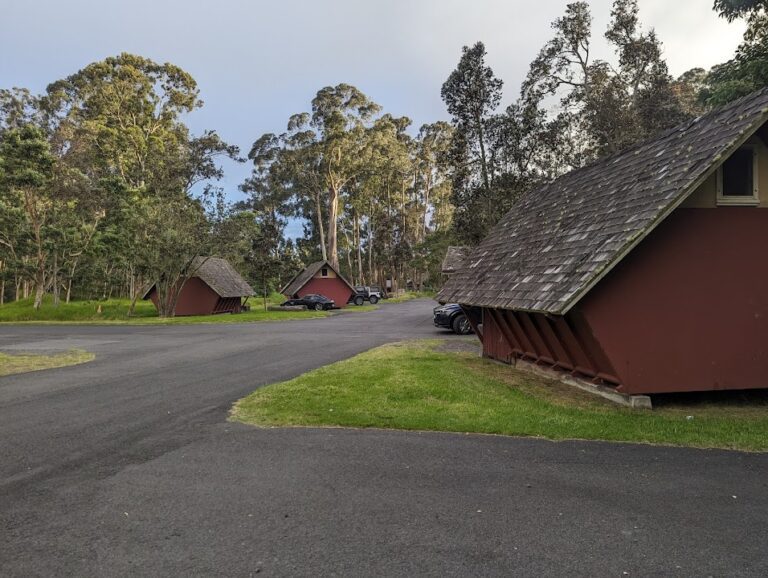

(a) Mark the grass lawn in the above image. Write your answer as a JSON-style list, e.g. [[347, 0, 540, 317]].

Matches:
[[0, 294, 328, 325], [385, 291, 435, 303], [231, 340, 768, 452], [0, 350, 95, 377]]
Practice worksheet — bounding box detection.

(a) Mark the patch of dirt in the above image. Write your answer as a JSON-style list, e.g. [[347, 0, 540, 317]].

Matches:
[[437, 337, 482, 354]]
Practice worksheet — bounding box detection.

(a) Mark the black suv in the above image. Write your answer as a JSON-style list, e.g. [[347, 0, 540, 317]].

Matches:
[[433, 303, 474, 334], [349, 286, 383, 306]]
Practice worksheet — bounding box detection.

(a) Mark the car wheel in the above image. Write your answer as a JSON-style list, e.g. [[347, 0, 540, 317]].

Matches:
[[452, 314, 473, 335], [354, 296, 364, 306], [369, 296, 379, 305], [314, 303, 324, 311]]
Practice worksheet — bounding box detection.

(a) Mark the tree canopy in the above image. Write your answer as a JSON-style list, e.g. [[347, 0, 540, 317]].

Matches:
[[0, 1, 762, 310]]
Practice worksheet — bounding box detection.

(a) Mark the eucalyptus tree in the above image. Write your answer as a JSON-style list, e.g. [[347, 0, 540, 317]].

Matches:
[[0, 194, 29, 303], [365, 114, 416, 288], [414, 121, 453, 239], [244, 84, 381, 270], [0, 88, 39, 133], [307, 84, 381, 269], [0, 90, 38, 301], [44, 53, 201, 190], [441, 42, 502, 192], [441, 42, 505, 244], [523, 0, 688, 160], [43, 54, 239, 305], [244, 84, 459, 288], [0, 126, 55, 309]]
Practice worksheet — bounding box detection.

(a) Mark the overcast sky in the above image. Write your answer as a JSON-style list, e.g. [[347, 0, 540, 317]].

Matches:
[[1, 1, 745, 236]]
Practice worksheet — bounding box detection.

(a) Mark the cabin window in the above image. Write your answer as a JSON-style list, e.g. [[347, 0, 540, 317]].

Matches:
[[717, 146, 759, 205], [321, 267, 328, 277]]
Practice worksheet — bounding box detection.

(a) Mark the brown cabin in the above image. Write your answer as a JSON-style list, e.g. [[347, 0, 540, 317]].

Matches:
[[143, 257, 254, 316], [438, 88, 768, 396], [281, 260, 356, 308]]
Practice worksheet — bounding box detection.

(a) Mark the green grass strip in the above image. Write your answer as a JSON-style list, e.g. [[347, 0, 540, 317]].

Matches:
[[232, 340, 768, 452], [0, 350, 95, 376]]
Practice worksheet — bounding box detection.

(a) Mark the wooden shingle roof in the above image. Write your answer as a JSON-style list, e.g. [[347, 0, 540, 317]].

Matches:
[[438, 88, 768, 314], [441, 246, 471, 274], [193, 257, 254, 298], [281, 260, 355, 296]]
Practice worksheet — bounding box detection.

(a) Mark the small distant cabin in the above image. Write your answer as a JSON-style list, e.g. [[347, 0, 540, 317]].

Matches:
[[439, 88, 768, 396], [281, 260, 356, 308], [143, 257, 254, 316], [441, 246, 470, 276]]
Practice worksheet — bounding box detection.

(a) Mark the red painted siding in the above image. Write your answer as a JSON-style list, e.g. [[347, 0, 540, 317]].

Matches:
[[297, 277, 354, 308], [577, 208, 768, 394], [482, 310, 514, 364], [149, 277, 241, 316], [481, 308, 619, 384]]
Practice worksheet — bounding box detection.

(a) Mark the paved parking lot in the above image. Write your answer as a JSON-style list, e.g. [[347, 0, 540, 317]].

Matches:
[[2, 300, 767, 576]]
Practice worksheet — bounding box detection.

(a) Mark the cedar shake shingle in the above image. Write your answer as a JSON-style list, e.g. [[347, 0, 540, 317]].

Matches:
[[441, 246, 471, 274], [192, 257, 254, 298]]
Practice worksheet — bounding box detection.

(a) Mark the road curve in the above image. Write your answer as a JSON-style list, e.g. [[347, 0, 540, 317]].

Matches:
[[1, 299, 766, 576]]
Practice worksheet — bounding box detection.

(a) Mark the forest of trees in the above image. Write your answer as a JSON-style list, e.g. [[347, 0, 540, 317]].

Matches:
[[1, 0, 765, 315]]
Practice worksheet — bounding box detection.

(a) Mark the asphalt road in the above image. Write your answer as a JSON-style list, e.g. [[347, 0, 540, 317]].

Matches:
[[1, 299, 767, 577]]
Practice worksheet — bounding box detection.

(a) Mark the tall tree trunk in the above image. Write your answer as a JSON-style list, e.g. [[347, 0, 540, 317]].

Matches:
[[422, 170, 432, 241], [314, 192, 327, 261], [52, 252, 60, 307], [345, 244, 353, 281], [476, 112, 490, 191], [30, 206, 46, 310], [128, 279, 143, 317], [326, 187, 339, 269], [65, 258, 79, 304], [129, 266, 136, 302], [33, 265, 45, 310], [367, 206, 374, 283], [355, 213, 363, 284], [341, 226, 354, 281]]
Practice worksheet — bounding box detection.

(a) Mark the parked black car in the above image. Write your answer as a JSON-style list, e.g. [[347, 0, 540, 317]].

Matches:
[[348, 286, 383, 306], [282, 294, 335, 311], [433, 303, 474, 334]]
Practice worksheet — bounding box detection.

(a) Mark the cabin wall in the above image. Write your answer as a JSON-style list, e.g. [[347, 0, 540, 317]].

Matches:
[[577, 207, 768, 394], [298, 278, 354, 308], [149, 277, 221, 316]]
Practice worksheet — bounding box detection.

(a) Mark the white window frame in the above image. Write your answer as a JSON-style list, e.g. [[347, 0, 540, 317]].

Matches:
[[717, 145, 759, 206]]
